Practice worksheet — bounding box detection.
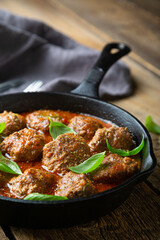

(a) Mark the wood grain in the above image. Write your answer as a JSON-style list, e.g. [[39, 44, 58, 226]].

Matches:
[[0, 227, 8, 240], [10, 183, 160, 240], [58, 0, 160, 69]]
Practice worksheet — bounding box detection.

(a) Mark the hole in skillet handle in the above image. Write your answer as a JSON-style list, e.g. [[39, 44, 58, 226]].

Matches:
[[71, 42, 131, 99]]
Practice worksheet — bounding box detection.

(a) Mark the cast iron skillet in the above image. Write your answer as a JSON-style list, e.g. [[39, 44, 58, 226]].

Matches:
[[0, 43, 157, 227]]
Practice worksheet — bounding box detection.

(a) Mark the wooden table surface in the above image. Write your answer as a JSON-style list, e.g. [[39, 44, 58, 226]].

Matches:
[[0, 0, 160, 239]]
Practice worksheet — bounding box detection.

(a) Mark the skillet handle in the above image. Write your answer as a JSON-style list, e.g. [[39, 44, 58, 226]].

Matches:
[[71, 43, 131, 99]]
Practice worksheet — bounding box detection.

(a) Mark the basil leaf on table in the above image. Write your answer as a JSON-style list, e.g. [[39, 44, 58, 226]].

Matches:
[[24, 193, 68, 201], [0, 122, 5, 134], [68, 151, 106, 174], [145, 115, 160, 134], [106, 134, 144, 157], [49, 118, 76, 139], [0, 151, 22, 175]]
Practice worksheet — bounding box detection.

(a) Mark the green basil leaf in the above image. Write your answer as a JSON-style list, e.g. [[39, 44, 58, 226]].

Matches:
[[68, 151, 106, 174], [0, 151, 22, 175], [0, 122, 5, 134], [49, 118, 76, 139], [145, 115, 160, 134], [24, 193, 68, 201], [106, 134, 144, 157]]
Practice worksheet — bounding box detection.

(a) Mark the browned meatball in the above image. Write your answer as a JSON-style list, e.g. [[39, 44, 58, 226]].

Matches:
[[42, 133, 91, 175], [8, 168, 55, 198], [0, 111, 26, 136], [89, 126, 134, 153], [68, 115, 102, 141], [26, 110, 66, 132], [55, 171, 96, 199], [0, 171, 13, 188], [91, 154, 138, 183], [0, 128, 44, 162]]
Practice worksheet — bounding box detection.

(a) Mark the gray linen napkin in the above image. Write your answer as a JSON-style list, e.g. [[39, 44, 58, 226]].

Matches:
[[0, 10, 132, 100]]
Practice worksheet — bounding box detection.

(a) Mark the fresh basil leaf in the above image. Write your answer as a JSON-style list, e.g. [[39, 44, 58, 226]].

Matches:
[[106, 134, 144, 157], [68, 151, 106, 174], [0, 151, 22, 175], [24, 193, 68, 201], [145, 115, 160, 134], [0, 122, 5, 134], [49, 118, 76, 139]]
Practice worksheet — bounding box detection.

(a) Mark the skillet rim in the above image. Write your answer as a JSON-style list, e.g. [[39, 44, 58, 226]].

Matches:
[[0, 91, 157, 205]]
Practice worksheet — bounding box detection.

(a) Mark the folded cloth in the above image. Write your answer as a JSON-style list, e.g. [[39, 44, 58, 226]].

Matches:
[[0, 10, 133, 100]]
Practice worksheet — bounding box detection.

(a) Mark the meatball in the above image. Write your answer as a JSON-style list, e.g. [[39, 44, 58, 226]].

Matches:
[[0, 111, 26, 136], [0, 171, 13, 188], [55, 171, 96, 199], [8, 168, 55, 198], [68, 115, 102, 141], [26, 110, 66, 132], [42, 133, 91, 175], [0, 128, 44, 162], [91, 154, 138, 183], [89, 126, 134, 153]]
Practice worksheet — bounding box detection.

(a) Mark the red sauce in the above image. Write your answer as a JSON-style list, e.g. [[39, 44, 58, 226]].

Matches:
[[95, 183, 117, 192]]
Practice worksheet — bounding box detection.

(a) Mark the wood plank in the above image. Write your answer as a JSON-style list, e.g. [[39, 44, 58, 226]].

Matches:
[[58, 0, 160, 69], [131, 0, 160, 16], [0, 227, 9, 240], [147, 132, 160, 193], [10, 183, 160, 240]]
